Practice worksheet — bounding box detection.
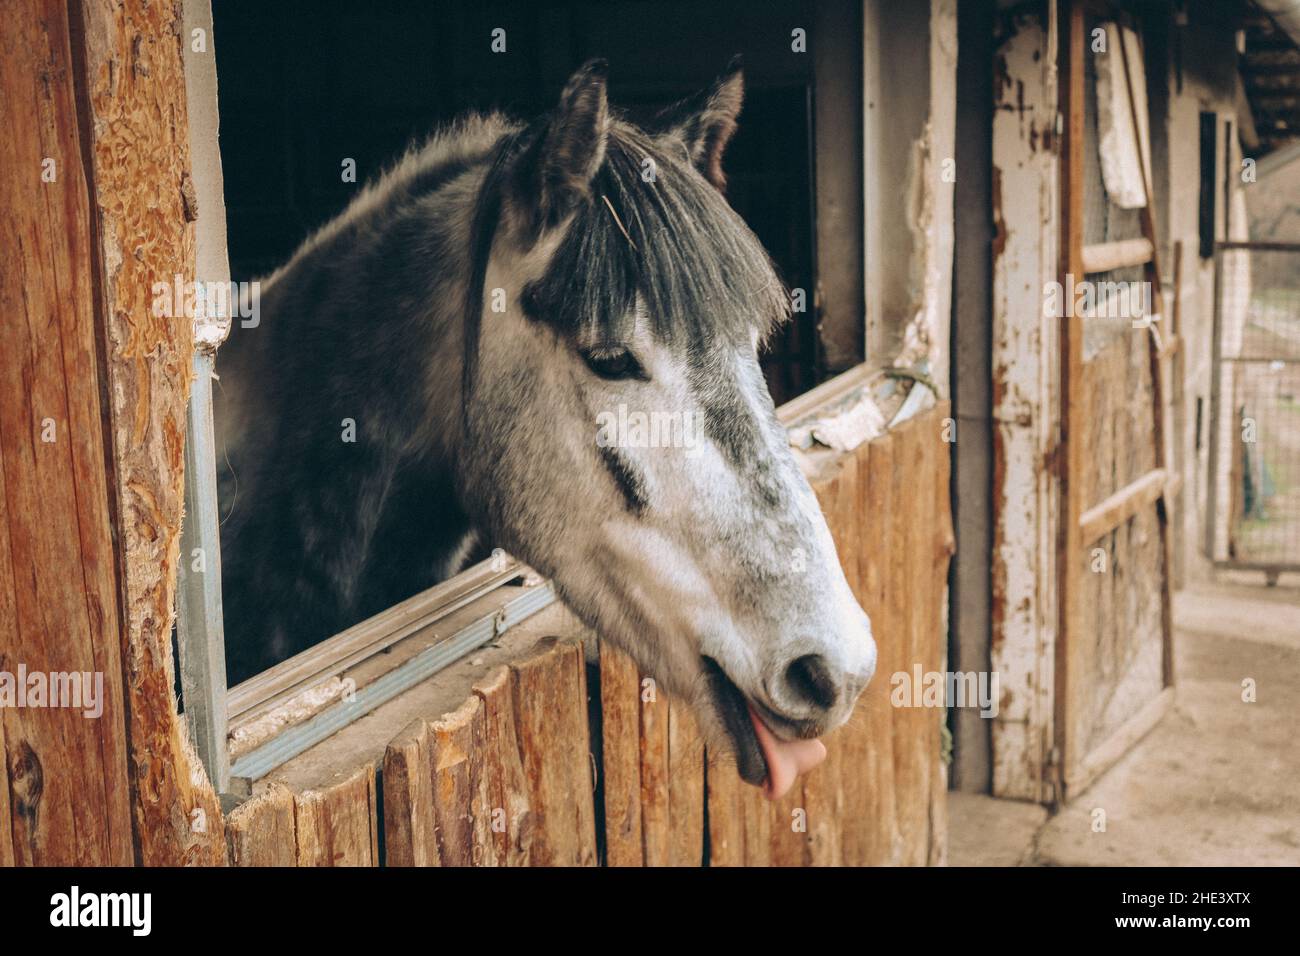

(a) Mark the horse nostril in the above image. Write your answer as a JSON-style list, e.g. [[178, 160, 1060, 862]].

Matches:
[[784, 654, 837, 711]]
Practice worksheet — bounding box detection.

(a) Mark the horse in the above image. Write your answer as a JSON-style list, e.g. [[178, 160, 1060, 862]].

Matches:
[[215, 59, 876, 798]]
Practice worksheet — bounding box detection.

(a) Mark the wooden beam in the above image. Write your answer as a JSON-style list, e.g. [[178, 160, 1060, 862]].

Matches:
[[0, 0, 134, 865], [598, 641, 644, 867], [1081, 237, 1153, 273], [292, 765, 378, 866], [509, 638, 598, 866], [1079, 468, 1169, 544], [225, 784, 296, 866], [72, 0, 227, 864], [472, 666, 533, 866]]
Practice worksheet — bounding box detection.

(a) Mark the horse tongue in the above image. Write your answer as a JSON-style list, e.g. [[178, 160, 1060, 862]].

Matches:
[[748, 705, 827, 800]]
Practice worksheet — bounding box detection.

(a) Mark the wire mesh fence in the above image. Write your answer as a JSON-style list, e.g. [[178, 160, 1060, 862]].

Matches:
[[1208, 242, 1300, 575]]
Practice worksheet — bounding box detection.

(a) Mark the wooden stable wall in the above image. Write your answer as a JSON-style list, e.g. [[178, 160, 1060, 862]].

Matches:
[[2, 0, 224, 865], [2, 0, 953, 867], [222, 405, 955, 867]]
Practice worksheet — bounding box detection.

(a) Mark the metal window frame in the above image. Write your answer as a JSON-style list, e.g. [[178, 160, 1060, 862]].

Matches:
[[178, 398, 557, 790]]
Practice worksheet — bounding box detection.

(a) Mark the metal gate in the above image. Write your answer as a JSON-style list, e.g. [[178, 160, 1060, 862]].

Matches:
[[1207, 241, 1300, 580]]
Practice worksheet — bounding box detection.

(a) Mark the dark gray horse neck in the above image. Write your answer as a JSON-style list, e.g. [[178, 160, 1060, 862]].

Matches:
[[216, 116, 514, 682]]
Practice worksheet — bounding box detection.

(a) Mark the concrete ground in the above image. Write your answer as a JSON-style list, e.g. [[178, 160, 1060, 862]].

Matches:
[[949, 577, 1300, 866]]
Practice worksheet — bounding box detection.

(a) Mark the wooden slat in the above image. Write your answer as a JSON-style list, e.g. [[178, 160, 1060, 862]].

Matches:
[[928, 413, 955, 865], [293, 765, 379, 866], [509, 638, 597, 866], [704, 752, 746, 866], [598, 641, 643, 866], [381, 640, 597, 868], [0, 0, 134, 866], [1079, 468, 1169, 544], [666, 699, 705, 865], [1081, 237, 1153, 273], [598, 641, 705, 866], [638, 659, 670, 866], [853, 431, 901, 864], [427, 697, 489, 866], [73, 0, 227, 864], [381, 688, 505, 867], [382, 718, 438, 866], [805, 448, 858, 866], [473, 666, 534, 866], [894, 415, 937, 861], [226, 784, 297, 866]]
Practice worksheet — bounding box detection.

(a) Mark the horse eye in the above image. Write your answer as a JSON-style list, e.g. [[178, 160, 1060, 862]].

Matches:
[[520, 285, 543, 318], [582, 347, 644, 381]]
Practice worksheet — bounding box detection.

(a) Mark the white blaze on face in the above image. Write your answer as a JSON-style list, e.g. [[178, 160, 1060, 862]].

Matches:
[[475, 245, 875, 800]]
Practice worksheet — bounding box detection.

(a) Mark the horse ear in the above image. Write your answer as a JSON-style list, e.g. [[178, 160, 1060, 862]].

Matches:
[[530, 59, 611, 223], [659, 57, 744, 191]]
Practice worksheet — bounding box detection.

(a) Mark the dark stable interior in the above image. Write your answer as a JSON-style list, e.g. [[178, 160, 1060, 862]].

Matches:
[[214, 0, 824, 401], [211, 0, 854, 677]]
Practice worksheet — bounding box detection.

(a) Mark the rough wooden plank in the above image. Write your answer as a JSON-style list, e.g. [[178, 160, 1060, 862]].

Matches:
[[73, 0, 227, 864], [381, 719, 437, 867], [1079, 468, 1168, 544], [598, 639, 703, 867], [293, 765, 378, 866], [666, 697, 705, 866], [892, 415, 931, 863], [638, 663, 670, 866], [381, 697, 492, 868], [768, 783, 808, 867], [225, 784, 297, 866], [597, 641, 643, 866], [428, 696, 488, 866], [856, 431, 901, 865], [929, 410, 955, 867], [989, 11, 1061, 805], [704, 752, 746, 866], [509, 638, 597, 866], [739, 771, 772, 866], [0, 0, 134, 866], [473, 666, 534, 866]]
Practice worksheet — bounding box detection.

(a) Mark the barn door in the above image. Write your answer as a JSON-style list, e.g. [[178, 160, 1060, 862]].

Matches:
[[1055, 0, 1177, 802]]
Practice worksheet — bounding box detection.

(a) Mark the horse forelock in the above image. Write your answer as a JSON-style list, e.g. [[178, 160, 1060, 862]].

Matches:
[[524, 123, 790, 352], [461, 118, 789, 388]]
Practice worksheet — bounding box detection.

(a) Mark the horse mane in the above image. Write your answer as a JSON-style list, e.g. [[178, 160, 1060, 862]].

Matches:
[[461, 116, 790, 404]]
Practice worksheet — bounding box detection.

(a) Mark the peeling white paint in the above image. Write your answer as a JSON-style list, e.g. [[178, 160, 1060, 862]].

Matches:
[[1095, 22, 1152, 209], [990, 12, 1059, 803], [892, 0, 958, 395]]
